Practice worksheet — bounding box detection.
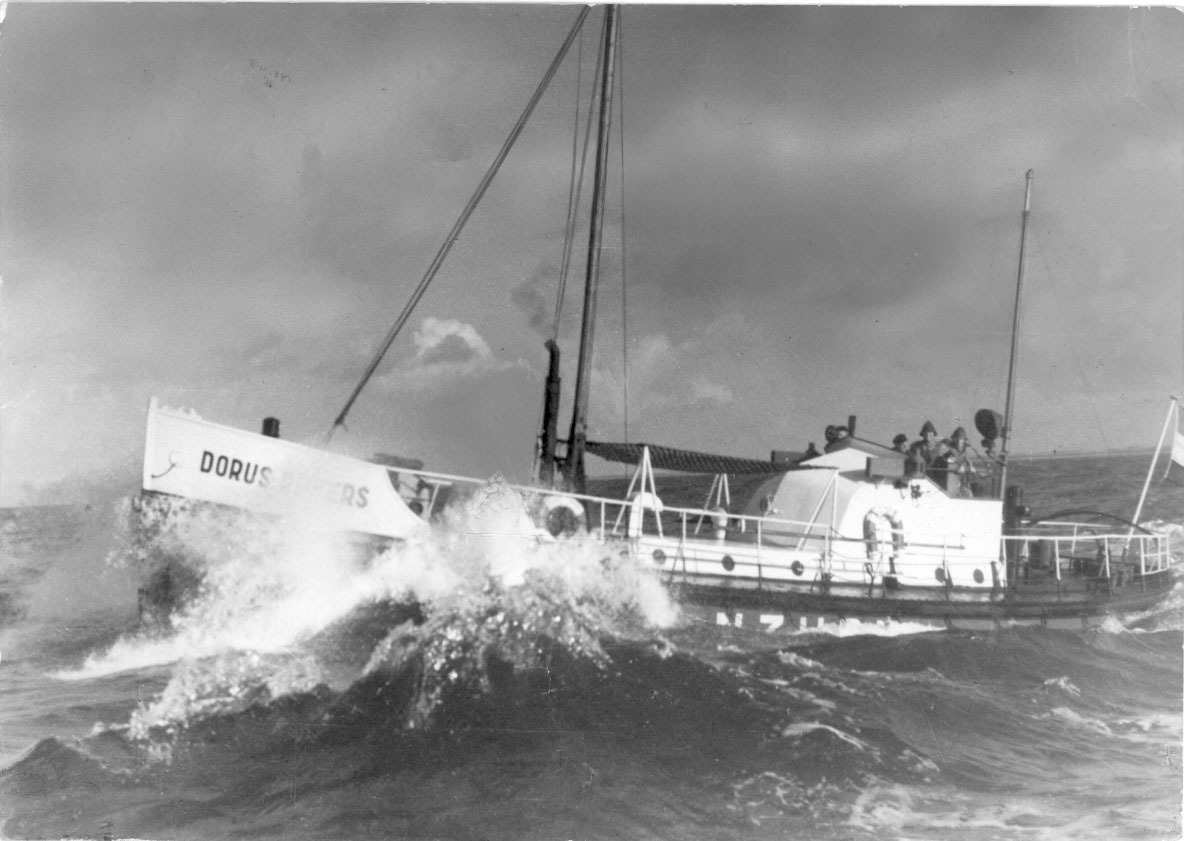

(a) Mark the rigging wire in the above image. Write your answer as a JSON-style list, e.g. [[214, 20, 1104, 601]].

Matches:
[[534, 8, 607, 481], [552, 16, 606, 343], [530, 14, 602, 480], [324, 5, 592, 445], [615, 14, 630, 446], [564, 4, 620, 491], [530, 19, 590, 481]]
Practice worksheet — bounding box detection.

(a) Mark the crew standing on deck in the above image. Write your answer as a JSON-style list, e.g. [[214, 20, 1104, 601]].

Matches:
[[906, 420, 942, 477], [824, 425, 850, 453], [945, 426, 979, 497]]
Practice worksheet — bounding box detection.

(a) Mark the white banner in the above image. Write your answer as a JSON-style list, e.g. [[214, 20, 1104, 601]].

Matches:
[[142, 399, 427, 539]]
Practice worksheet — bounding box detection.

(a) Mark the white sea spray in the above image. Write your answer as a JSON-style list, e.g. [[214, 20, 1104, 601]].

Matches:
[[85, 478, 679, 738]]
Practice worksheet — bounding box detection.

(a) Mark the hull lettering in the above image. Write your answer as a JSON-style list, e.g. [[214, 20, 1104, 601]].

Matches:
[[198, 449, 370, 508]]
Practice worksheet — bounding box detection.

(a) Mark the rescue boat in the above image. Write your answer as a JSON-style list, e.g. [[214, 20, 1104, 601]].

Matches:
[[132, 6, 1181, 632]]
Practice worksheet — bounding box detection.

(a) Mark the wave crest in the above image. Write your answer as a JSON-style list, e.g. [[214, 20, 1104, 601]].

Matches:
[[90, 480, 679, 738]]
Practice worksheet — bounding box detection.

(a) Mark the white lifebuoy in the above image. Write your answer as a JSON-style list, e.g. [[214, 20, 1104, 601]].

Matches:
[[626, 491, 664, 539], [863, 507, 905, 561], [541, 495, 585, 538], [710, 506, 728, 540]]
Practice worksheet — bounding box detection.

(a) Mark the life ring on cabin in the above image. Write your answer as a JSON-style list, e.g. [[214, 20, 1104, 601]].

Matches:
[[542, 495, 585, 538], [863, 508, 906, 561], [626, 491, 664, 539], [710, 506, 729, 539]]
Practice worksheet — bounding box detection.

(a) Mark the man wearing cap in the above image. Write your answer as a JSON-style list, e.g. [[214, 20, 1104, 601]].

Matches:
[[891, 433, 909, 453], [906, 421, 942, 477], [824, 425, 850, 453], [944, 427, 979, 496]]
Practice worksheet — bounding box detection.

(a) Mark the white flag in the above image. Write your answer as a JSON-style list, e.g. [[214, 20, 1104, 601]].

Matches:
[[1166, 405, 1184, 479]]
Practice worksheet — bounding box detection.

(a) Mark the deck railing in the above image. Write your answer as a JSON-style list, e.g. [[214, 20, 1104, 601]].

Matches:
[[398, 468, 1176, 589], [1001, 522, 1175, 589]]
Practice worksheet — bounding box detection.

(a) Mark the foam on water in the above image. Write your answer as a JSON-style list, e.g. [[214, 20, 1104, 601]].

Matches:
[[60, 518, 396, 678], [1040, 675, 1082, 697], [727, 771, 850, 829], [847, 781, 1070, 838], [1046, 706, 1115, 736], [781, 721, 870, 751], [776, 650, 826, 670], [69, 480, 680, 738], [849, 776, 1181, 841], [3, 456, 1179, 841], [805, 617, 943, 639], [1103, 579, 1184, 633]]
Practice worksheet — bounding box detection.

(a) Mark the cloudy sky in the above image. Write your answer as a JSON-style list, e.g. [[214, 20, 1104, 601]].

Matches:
[[2, 4, 1182, 505]]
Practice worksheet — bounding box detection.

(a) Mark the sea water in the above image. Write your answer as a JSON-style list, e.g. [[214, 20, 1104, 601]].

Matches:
[[0, 453, 1180, 841]]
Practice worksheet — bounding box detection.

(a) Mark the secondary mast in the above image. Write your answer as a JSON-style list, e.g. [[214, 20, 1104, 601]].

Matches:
[[997, 169, 1033, 497]]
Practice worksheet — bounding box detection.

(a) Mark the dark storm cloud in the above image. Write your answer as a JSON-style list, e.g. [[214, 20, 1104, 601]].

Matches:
[[510, 260, 563, 336], [2, 5, 1181, 501], [2, 4, 581, 286]]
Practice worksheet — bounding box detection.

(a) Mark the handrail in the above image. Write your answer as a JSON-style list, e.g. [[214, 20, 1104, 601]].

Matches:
[[397, 466, 1175, 582]]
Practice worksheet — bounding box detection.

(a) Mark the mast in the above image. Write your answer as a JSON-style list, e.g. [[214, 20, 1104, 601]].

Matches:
[[563, 5, 619, 493], [997, 169, 1033, 497], [1130, 396, 1178, 533]]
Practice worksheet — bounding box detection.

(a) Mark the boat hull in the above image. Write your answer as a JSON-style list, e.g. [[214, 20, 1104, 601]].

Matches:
[[668, 570, 1180, 633], [135, 402, 1180, 633]]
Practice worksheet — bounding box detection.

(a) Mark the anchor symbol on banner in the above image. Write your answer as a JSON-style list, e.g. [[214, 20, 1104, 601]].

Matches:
[[151, 450, 185, 479]]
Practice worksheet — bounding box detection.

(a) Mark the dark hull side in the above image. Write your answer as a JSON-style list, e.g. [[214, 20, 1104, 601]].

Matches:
[[669, 567, 1181, 633]]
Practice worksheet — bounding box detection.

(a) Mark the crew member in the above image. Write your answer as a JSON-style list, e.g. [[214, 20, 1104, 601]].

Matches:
[[945, 426, 979, 497], [906, 420, 941, 476], [824, 425, 850, 453]]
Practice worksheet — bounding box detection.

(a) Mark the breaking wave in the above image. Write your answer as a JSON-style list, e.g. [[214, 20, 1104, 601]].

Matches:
[[69, 479, 678, 739], [1, 457, 1180, 841]]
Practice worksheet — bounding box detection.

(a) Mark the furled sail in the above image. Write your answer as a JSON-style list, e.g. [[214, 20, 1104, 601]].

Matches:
[[585, 440, 804, 475]]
